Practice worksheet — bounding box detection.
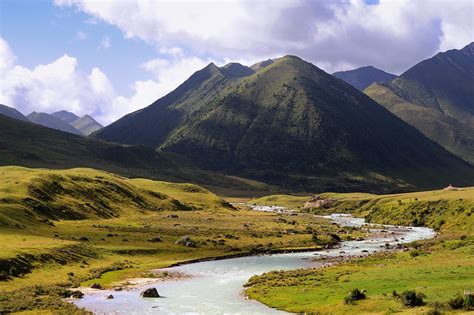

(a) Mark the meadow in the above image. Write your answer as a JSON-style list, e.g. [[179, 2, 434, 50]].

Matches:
[[0, 166, 362, 313]]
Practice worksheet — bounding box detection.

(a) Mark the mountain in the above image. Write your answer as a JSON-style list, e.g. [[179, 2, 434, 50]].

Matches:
[[251, 59, 274, 70], [71, 114, 103, 135], [221, 63, 255, 77], [0, 104, 30, 122], [332, 66, 396, 90], [51, 110, 80, 124], [27, 112, 83, 136], [94, 56, 474, 192], [365, 42, 474, 163]]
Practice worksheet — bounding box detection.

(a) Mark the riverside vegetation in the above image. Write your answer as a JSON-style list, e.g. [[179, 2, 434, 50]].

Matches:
[[0, 166, 365, 313], [245, 188, 474, 314]]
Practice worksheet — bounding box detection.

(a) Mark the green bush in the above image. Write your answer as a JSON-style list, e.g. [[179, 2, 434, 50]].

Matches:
[[398, 290, 425, 307], [343, 288, 366, 304], [447, 295, 464, 309]]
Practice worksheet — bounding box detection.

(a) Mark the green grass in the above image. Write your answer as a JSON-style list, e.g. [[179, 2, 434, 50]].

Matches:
[[249, 194, 310, 208], [0, 166, 361, 313], [316, 187, 474, 234], [245, 188, 474, 314]]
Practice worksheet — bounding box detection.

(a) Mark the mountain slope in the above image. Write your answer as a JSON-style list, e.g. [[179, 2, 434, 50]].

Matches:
[[27, 112, 83, 136], [0, 104, 30, 122], [0, 114, 270, 194], [365, 42, 474, 163], [51, 110, 80, 124], [71, 114, 103, 135], [332, 66, 396, 90], [95, 56, 474, 192]]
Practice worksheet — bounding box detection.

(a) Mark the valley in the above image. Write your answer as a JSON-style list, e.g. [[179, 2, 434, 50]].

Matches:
[[1, 5, 473, 313], [0, 166, 471, 314]]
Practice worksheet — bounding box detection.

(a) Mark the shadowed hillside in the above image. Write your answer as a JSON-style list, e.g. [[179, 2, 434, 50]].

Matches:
[[94, 56, 474, 192]]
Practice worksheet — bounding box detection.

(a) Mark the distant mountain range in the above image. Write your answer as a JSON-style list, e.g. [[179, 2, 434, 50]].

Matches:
[[0, 104, 30, 122], [365, 42, 474, 164], [94, 55, 474, 192], [333, 66, 396, 90], [0, 106, 103, 136], [27, 111, 84, 135], [51, 110, 80, 124]]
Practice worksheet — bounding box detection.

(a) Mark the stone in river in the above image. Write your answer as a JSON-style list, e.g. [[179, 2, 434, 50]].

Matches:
[[141, 287, 160, 298]]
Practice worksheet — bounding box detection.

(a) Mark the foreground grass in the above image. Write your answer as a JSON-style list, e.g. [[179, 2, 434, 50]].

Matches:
[[0, 166, 360, 313], [245, 187, 474, 314], [246, 237, 474, 314]]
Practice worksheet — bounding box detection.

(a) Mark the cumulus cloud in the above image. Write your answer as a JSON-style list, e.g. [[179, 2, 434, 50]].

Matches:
[[0, 37, 212, 125], [54, 0, 474, 73]]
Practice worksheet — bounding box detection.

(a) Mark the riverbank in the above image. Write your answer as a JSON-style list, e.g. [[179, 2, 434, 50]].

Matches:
[[72, 214, 435, 314], [245, 189, 474, 314]]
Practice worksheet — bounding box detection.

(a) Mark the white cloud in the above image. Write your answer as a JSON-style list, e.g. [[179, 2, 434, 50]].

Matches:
[[98, 36, 111, 50], [54, 0, 474, 73], [0, 37, 15, 72], [0, 37, 212, 125], [0, 37, 116, 124], [109, 56, 211, 121]]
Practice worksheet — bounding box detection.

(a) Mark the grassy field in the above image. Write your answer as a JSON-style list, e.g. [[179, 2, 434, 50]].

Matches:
[[0, 166, 363, 314], [245, 188, 474, 314]]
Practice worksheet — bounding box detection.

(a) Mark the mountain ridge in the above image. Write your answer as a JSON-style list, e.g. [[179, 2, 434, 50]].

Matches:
[[94, 55, 474, 191]]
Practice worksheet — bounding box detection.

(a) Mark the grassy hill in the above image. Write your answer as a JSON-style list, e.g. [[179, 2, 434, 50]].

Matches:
[[365, 43, 474, 163], [94, 56, 474, 193], [0, 113, 275, 195], [0, 166, 357, 313]]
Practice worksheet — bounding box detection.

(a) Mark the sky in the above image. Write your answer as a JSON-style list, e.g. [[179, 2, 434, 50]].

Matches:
[[1, 0, 473, 125]]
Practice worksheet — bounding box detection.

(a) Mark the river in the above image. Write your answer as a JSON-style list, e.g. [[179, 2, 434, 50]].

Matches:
[[72, 213, 435, 314]]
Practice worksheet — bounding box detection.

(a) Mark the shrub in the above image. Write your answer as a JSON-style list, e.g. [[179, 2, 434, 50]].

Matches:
[[447, 293, 474, 310], [343, 288, 366, 304], [398, 290, 425, 307], [409, 250, 420, 257], [447, 295, 464, 309]]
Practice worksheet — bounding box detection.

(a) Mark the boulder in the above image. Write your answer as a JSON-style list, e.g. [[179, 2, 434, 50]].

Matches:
[[175, 235, 197, 247], [69, 290, 84, 298], [141, 287, 160, 298]]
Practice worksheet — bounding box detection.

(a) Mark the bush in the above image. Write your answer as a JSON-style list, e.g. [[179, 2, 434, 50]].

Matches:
[[398, 290, 425, 307], [449, 293, 474, 310], [343, 288, 366, 304], [447, 295, 464, 309]]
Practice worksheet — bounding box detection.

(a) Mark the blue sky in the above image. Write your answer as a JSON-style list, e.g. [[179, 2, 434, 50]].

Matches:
[[1, 0, 472, 124], [1, 0, 155, 93]]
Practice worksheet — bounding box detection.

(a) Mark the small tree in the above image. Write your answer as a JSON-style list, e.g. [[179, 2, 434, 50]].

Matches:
[[344, 288, 366, 304], [398, 290, 425, 307]]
